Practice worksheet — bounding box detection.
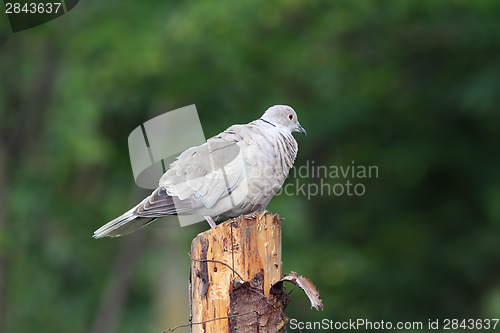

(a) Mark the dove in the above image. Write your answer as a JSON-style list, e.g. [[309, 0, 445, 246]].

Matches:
[[93, 105, 306, 238]]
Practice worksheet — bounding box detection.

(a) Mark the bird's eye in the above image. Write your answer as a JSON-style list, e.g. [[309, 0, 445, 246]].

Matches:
[[288, 114, 293, 120]]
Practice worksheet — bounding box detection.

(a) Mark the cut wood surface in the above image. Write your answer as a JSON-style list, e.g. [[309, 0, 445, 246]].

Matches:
[[189, 210, 285, 332]]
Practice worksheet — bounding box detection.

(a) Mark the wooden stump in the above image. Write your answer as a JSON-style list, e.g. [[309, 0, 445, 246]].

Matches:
[[189, 210, 287, 333]]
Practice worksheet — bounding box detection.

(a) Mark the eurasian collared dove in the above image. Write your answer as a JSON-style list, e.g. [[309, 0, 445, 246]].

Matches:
[[93, 105, 306, 238]]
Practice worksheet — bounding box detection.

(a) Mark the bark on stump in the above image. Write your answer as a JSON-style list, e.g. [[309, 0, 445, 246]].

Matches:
[[189, 210, 288, 333]]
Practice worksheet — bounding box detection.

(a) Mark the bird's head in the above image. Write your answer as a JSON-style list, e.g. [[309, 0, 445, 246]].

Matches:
[[261, 105, 307, 135]]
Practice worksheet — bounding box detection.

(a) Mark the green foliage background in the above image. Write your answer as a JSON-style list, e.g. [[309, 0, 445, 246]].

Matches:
[[1, 0, 499, 332]]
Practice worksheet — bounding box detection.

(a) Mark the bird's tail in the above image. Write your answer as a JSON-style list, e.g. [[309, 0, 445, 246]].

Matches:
[[93, 198, 157, 238]]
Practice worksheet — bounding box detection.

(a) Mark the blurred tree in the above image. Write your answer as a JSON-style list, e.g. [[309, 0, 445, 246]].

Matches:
[[1, 0, 499, 332]]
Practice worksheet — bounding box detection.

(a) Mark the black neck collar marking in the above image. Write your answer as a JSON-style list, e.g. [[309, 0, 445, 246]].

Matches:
[[259, 118, 276, 127]]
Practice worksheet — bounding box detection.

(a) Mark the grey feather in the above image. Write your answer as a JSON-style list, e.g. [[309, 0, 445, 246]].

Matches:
[[93, 105, 305, 238]]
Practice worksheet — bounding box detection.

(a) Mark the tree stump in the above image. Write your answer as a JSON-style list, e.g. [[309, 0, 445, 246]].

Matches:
[[189, 210, 288, 333]]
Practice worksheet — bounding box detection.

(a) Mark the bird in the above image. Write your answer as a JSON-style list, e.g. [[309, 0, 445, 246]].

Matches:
[[93, 105, 306, 238]]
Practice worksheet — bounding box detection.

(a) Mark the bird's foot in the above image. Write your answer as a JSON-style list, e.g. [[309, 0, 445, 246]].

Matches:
[[244, 211, 259, 220], [204, 216, 217, 228]]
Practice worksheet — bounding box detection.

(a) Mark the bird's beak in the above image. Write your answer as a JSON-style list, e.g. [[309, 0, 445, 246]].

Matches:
[[296, 123, 307, 135]]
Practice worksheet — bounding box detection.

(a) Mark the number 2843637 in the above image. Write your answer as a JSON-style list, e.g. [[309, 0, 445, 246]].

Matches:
[[5, 3, 62, 14]]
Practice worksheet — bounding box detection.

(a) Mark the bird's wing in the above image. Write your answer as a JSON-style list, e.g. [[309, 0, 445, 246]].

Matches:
[[134, 126, 249, 217]]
